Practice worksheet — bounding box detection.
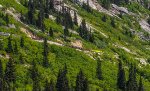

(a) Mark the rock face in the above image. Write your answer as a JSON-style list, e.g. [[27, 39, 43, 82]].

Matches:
[[139, 19, 150, 34]]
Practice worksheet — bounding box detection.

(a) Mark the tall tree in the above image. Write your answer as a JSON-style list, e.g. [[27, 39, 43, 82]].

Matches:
[[138, 76, 144, 91], [75, 69, 89, 91], [0, 59, 3, 91], [49, 27, 54, 37], [96, 58, 103, 80], [30, 61, 41, 91], [44, 79, 55, 91], [0, 40, 4, 50], [74, 11, 78, 26], [117, 60, 126, 90], [45, 0, 50, 18], [14, 41, 18, 54], [5, 14, 9, 26], [28, 0, 35, 24], [6, 36, 13, 53], [56, 65, 69, 91], [126, 64, 138, 91], [4, 58, 16, 83], [20, 37, 24, 48], [43, 38, 49, 67]]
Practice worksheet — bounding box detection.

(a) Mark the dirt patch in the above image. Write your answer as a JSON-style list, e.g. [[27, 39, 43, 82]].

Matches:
[[71, 40, 83, 49]]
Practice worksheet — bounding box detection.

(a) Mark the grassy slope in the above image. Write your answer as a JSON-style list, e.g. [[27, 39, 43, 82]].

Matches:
[[0, 0, 150, 91]]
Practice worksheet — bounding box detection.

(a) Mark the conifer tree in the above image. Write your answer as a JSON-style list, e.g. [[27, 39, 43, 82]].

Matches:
[[14, 41, 18, 54], [49, 0, 55, 12], [138, 76, 144, 91], [20, 37, 24, 48], [37, 8, 45, 32], [6, 36, 13, 53], [43, 38, 49, 67], [30, 61, 40, 91], [117, 60, 126, 90], [45, 0, 50, 18], [5, 14, 9, 26], [64, 25, 69, 37], [96, 58, 103, 80], [111, 18, 116, 28], [126, 64, 138, 91], [49, 27, 54, 37], [0, 59, 3, 91], [44, 79, 55, 91], [0, 40, 4, 50], [74, 11, 78, 26], [102, 15, 107, 22], [4, 58, 16, 83], [75, 69, 89, 91], [28, 0, 35, 24], [56, 65, 69, 91]]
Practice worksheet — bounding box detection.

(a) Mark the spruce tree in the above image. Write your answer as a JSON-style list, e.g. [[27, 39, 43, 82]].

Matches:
[[14, 41, 18, 54], [75, 69, 89, 91], [56, 65, 69, 91], [5, 14, 9, 26], [49, 27, 54, 37], [43, 38, 49, 67], [74, 11, 78, 26], [126, 64, 138, 91], [138, 76, 144, 91], [44, 79, 55, 91], [4, 58, 16, 83], [30, 61, 40, 91], [20, 37, 24, 48], [45, 0, 50, 18], [117, 60, 126, 90], [0, 40, 4, 50], [96, 58, 103, 80], [28, 0, 35, 24], [64, 25, 69, 37], [0, 59, 3, 91], [111, 18, 116, 28], [102, 15, 107, 22], [6, 36, 13, 53]]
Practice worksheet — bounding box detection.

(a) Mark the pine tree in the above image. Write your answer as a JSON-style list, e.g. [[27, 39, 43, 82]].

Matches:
[[14, 41, 18, 54], [28, 0, 35, 24], [4, 58, 16, 83], [64, 25, 69, 37], [5, 14, 9, 26], [44, 79, 55, 91], [43, 38, 49, 67], [45, 0, 50, 18], [37, 8, 45, 32], [49, 27, 54, 37], [0, 59, 3, 91], [20, 37, 24, 48], [75, 69, 89, 91], [117, 60, 126, 90], [6, 36, 13, 53], [0, 40, 4, 50], [30, 61, 40, 91], [126, 64, 138, 91], [138, 76, 144, 91], [74, 11, 78, 26], [49, 0, 55, 12], [56, 65, 69, 91], [96, 58, 103, 80], [102, 15, 107, 22], [111, 18, 116, 28], [102, 0, 111, 10]]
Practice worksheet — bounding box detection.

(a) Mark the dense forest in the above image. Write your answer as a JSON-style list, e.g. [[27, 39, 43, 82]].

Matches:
[[0, 0, 150, 90]]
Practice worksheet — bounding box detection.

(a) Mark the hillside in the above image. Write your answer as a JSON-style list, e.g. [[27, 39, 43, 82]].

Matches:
[[0, 0, 150, 91]]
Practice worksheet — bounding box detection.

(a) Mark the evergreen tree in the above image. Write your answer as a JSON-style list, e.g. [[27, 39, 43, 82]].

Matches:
[[45, 0, 50, 18], [5, 14, 9, 26], [75, 69, 89, 91], [4, 58, 16, 83], [111, 18, 116, 28], [102, 0, 111, 10], [0, 40, 4, 50], [37, 8, 45, 32], [28, 0, 35, 24], [126, 64, 138, 91], [79, 19, 88, 40], [138, 76, 144, 91], [30, 61, 40, 91], [43, 38, 49, 67], [102, 15, 107, 22], [74, 11, 78, 26], [0, 59, 3, 91], [64, 25, 69, 37], [14, 41, 18, 54], [49, 0, 55, 12], [49, 27, 54, 37], [44, 79, 55, 91], [96, 58, 103, 80], [117, 60, 126, 90], [56, 65, 69, 91], [6, 36, 13, 53], [20, 37, 24, 48]]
